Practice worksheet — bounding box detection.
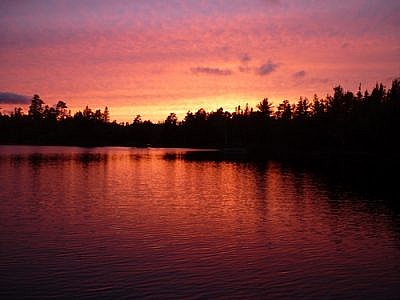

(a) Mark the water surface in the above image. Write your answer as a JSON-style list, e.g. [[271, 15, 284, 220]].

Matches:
[[0, 146, 399, 299]]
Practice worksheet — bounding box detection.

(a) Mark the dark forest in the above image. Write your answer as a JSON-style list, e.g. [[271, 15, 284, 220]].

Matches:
[[1, 80, 399, 171]]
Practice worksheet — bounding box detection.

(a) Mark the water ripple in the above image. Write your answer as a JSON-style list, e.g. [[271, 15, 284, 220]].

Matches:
[[0, 146, 399, 299]]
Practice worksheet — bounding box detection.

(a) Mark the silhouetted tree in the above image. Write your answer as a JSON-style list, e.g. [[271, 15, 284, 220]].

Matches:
[[28, 94, 44, 120], [328, 86, 355, 116], [311, 94, 326, 119], [74, 111, 84, 119], [208, 107, 225, 122], [276, 100, 292, 120], [165, 113, 178, 126], [56, 101, 69, 120], [294, 97, 311, 120], [195, 108, 207, 122], [2, 79, 400, 172], [103, 106, 110, 123], [243, 103, 252, 116], [12, 107, 24, 118], [388, 79, 400, 103], [94, 109, 103, 121], [256, 98, 273, 119], [43, 105, 58, 121], [82, 106, 94, 120], [133, 114, 142, 125], [184, 111, 195, 123]]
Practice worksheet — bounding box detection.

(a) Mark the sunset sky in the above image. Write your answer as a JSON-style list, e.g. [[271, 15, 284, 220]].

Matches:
[[1, 0, 399, 122]]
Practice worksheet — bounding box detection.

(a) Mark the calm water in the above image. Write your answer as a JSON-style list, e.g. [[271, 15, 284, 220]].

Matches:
[[0, 145, 399, 299]]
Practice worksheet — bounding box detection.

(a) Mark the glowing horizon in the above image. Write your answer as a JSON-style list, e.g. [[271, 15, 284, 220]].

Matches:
[[1, 0, 399, 123]]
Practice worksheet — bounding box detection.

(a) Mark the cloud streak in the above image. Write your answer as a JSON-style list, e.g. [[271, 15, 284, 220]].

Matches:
[[256, 61, 279, 76], [293, 70, 306, 78], [191, 67, 233, 76], [0, 92, 30, 104], [240, 54, 252, 64]]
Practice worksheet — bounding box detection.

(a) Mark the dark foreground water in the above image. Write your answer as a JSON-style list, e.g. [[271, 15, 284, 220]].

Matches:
[[0, 146, 399, 299]]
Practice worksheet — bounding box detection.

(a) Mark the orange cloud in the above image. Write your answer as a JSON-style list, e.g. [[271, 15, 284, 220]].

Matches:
[[1, 0, 399, 122]]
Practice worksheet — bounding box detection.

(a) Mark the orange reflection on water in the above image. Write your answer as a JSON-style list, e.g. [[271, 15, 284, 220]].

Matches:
[[1, 146, 399, 299]]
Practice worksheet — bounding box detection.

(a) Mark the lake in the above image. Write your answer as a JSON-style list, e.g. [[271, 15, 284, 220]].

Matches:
[[0, 145, 399, 299]]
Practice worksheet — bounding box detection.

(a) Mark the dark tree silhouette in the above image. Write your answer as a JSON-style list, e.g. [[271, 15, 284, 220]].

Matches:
[[103, 106, 110, 123], [133, 114, 142, 125], [293, 97, 311, 120], [28, 94, 44, 120], [165, 113, 178, 126], [1, 80, 399, 176], [256, 98, 273, 119], [55, 101, 69, 120], [276, 100, 292, 120]]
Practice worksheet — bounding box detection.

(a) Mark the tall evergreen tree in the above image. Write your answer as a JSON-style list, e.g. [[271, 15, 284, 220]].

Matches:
[[28, 94, 44, 120]]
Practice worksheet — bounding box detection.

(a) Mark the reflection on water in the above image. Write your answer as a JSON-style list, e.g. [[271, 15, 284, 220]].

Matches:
[[0, 145, 399, 299]]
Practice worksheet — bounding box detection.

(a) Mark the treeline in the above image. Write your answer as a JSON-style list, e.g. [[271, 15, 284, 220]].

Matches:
[[1, 80, 400, 164]]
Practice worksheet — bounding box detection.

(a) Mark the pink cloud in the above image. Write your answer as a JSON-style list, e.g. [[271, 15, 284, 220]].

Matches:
[[191, 67, 233, 76], [1, 0, 399, 122], [256, 61, 280, 76]]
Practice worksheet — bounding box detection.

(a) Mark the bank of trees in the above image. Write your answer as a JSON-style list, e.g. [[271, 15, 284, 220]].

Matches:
[[1, 80, 400, 162], [0, 95, 116, 146]]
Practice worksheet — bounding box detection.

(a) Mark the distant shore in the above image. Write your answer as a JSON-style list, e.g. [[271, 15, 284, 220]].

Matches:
[[1, 80, 399, 183]]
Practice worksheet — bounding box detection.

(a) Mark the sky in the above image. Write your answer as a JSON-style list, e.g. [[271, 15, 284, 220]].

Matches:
[[0, 0, 399, 122]]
